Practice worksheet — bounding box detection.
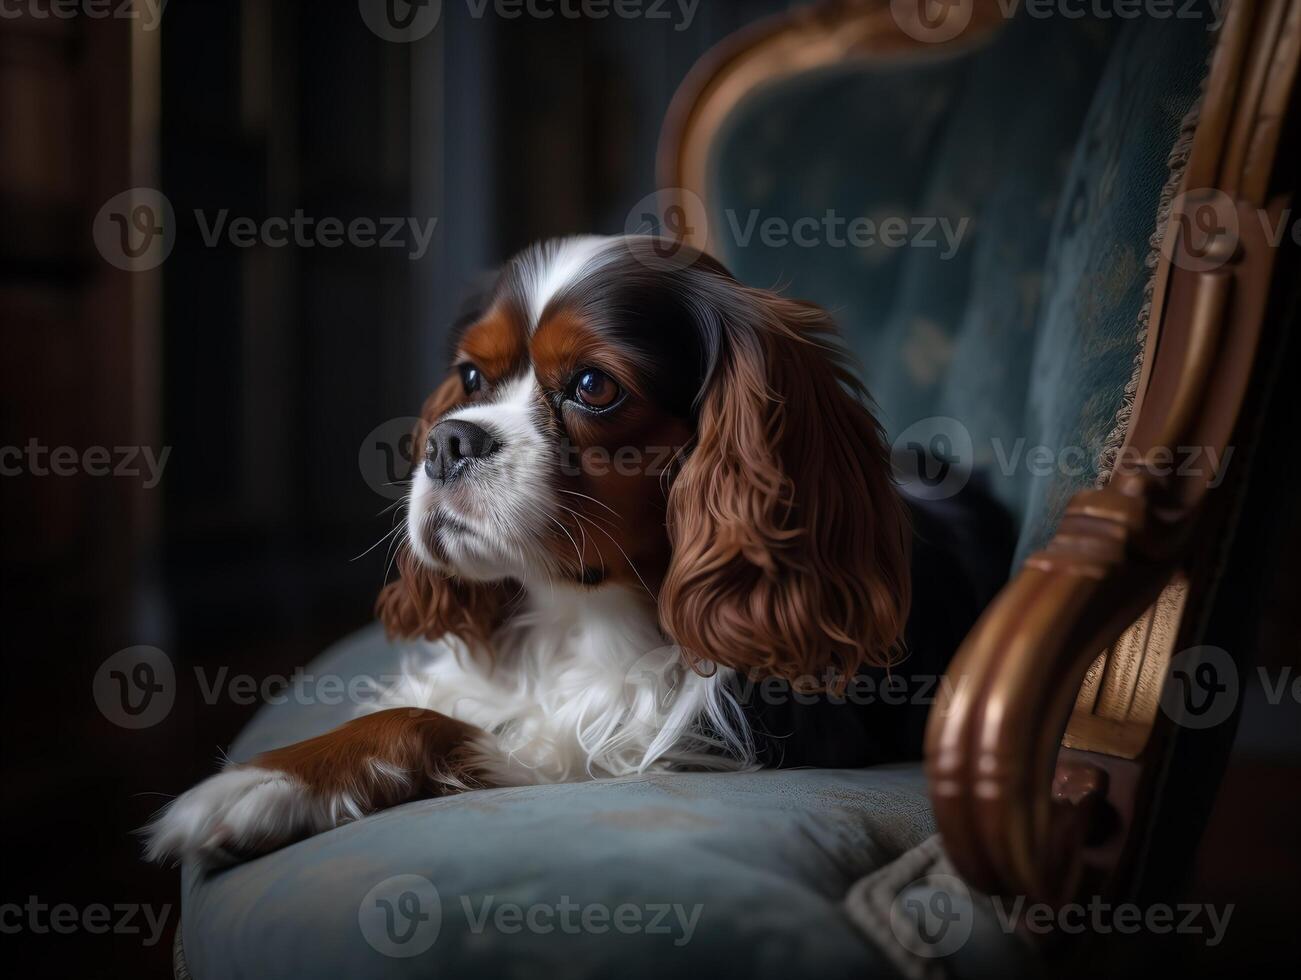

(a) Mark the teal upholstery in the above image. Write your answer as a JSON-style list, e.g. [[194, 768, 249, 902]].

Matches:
[[179, 626, 937, 979], [180, 11, 1216, 979], [711, 12, 1211, 564], [1016, 18, 1210, 563]]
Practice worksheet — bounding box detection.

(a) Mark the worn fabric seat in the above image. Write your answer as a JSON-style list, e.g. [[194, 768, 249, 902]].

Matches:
[[177, 626, 936, 980], [176, 9, 1214, 978]]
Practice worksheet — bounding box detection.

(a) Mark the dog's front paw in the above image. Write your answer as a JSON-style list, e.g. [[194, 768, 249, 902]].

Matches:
[[145, 709, 489, 867], [143, 766, 328, 867]]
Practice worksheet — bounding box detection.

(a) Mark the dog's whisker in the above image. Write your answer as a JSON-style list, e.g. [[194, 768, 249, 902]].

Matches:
[[556, 504, 609, 576], [552, 499, 620, 533], [546, 513, 584, 574], [555, 488, 623, 521], [352, 523, 404, 563], [564, 505, 656, 601], [381, 518, 411, 587]]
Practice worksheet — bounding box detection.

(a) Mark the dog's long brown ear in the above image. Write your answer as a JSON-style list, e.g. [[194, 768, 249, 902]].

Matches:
[[659, 285, 911, 691], [375, 376, 515, 652]]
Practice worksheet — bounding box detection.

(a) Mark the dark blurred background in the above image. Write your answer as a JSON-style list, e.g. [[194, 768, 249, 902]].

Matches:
[[0, 1, 1297, 977], [0, 1, 789, 973]]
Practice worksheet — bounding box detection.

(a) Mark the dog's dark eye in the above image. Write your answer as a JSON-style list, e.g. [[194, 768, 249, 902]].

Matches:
[[572, 368, 621, 410], [458, 363, 482, 395]]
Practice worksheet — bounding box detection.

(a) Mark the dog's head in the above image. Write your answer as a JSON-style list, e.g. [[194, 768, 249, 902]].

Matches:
[[378, 235, 910, 687]]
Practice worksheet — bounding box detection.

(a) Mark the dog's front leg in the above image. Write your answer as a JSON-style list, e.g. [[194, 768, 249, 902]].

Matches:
[[144, 708, 492, 866]]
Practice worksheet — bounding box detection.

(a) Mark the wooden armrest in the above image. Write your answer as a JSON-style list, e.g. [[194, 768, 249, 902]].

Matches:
[[925, 0, 1301, 905]]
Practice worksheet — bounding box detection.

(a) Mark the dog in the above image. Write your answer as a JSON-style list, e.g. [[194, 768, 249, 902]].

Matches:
[[145, 235, 1011, 866]]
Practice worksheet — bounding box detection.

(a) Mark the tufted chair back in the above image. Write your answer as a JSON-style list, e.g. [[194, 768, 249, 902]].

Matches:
[[681, 8, 1215, 566]]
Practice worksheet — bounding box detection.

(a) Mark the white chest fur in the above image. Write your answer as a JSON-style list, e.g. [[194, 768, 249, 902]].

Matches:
[[370, 584, 755, 783]]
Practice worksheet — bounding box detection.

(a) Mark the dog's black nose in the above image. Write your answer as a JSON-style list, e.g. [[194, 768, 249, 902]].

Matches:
[[424, 419, 498, 482]]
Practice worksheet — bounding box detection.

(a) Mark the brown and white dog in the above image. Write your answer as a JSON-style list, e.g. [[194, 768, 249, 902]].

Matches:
[[146, 235, 1003, 867]]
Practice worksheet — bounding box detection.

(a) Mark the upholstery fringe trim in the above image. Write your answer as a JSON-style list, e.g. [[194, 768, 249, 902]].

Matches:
[[172, 919, 192, 980], [1094, 91, 1205, 485]]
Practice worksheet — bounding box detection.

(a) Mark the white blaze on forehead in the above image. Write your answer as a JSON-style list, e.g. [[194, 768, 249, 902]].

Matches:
[[519, 235, 610, 331], [446, 371, 538, 433], [407, 371, 554, 582]]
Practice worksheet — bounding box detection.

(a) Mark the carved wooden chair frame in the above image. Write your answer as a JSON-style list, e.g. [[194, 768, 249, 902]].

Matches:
[[659, 0, 1300, 907]]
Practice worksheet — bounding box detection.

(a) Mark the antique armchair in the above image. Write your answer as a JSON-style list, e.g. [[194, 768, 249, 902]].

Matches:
[[173, 2, 1300, 976], [660, 0, 1299, 965]]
